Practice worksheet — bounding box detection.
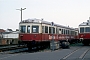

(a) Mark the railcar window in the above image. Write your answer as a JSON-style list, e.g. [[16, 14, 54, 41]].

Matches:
[[20, 26, 26, 33], [64, 29, 65, 34], [27, 26, 30, 33], [85, 27, 90, 32], [42, 26, 44, 33], [73, 31, 75, 35], [67, 30, 69, 34], [74, 31, 75, 35], [56, 28, 59, 34], [45, 26, 48, 33], [72, 31, 73, 35], [71, 31, 72, 35], [59, 29, 61, 34], [49, 27, 55, 34], [53, 27, 55, 34], [66, 30, 67, 34], [69, 30, 71, 35], [71, 31, 74, 35], [59, 29, 61, 31], [56, 28, 58, 34], [75, 32, 77, 35], [32, 26, 39, 33], [61, 29, 64, 34], [49, 27, 51, 34], [75, 32, 76, 35], [80, 27, 84, 33]]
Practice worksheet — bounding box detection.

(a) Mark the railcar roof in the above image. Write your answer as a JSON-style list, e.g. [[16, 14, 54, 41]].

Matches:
[[20, 18, 75, 30], [79, 22, 88, 26], [79, 17, 90, 26]]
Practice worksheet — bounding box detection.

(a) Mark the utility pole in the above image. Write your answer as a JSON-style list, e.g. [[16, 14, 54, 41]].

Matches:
[[51, 22, 54, 51], [16, 8, 26, 21]]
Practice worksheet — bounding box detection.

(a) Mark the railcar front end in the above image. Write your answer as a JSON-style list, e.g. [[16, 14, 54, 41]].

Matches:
[[79, 17, 90, 45]]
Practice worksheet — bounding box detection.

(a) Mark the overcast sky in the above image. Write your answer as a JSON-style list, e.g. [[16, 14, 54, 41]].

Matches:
[[0, 0, 90, 30]]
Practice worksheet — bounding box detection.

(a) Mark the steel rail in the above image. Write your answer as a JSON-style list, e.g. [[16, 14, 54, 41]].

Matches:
[[61, 46, 83, 60]]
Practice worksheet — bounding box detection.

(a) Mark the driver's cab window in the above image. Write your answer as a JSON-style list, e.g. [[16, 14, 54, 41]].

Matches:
[[32, 25, 39, 33]]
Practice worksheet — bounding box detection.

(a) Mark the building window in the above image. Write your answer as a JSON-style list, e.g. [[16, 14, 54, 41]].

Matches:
[[45, 26, 48, 33], [27, 26, 30, 33], [20, 26, 26, 33], [32, 26, 39, 33]]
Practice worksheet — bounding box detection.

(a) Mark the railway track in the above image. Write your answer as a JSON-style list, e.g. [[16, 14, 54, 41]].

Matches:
[[2, 48, 28, 54], [0, 45, 50, 54], [0, 43, 90, 60], [60, 46, 90, 60], [0, 45, 28, 54]]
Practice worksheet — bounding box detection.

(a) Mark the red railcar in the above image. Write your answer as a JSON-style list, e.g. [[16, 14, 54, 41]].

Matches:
[[19, 19, 78, 50], [79, 17, 90, 45]]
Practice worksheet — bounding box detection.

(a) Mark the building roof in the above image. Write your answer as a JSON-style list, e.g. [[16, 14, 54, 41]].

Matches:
[[7, 29, 13, 31], [3, 31, 19, 34], [0, 29, 5, 33]]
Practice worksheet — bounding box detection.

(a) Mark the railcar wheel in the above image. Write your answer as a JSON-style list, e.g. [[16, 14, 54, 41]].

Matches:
[[83, 43, 89, 46], [61, 42, 70, 49], [82, 40, 89, 46]]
